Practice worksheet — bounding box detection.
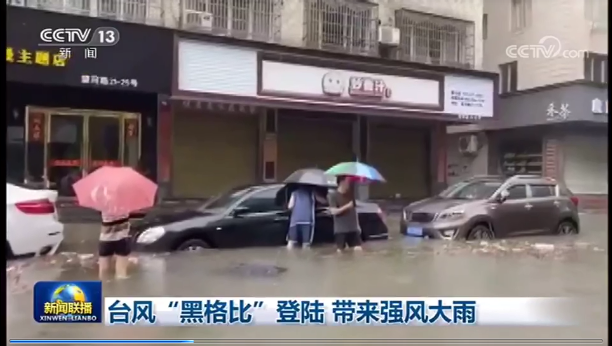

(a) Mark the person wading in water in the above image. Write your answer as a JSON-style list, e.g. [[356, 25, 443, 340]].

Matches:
[[287, 186, 327, 249], [328, 176, 363, 252]]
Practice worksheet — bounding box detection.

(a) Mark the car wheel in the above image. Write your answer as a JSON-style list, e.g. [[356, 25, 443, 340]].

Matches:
[[176, 239, 211, 252], [556, 220, 578, 235], [466, 224, 495, 240]]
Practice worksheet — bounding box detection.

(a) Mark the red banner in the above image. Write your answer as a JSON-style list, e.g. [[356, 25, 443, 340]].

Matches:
[[91, 160, 120, 167], [50, 159, 80, 167]]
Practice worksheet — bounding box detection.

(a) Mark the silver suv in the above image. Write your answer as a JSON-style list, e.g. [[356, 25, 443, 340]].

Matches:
[[400, 175, 580, 240]]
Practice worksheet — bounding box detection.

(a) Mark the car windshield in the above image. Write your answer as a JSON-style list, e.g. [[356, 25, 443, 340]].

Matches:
[[199, 186, 260, 211], [438, 180, 503, 200]]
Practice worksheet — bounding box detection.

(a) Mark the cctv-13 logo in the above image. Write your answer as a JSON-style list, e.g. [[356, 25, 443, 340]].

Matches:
[[6, 47, 68, 67]]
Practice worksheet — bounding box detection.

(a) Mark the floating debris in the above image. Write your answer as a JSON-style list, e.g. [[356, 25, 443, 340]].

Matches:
[[434, 238, 606, 260], [223, 263, 287, 278]]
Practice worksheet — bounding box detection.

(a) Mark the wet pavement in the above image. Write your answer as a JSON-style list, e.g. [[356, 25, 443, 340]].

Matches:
[[7, 214, 608, 344]]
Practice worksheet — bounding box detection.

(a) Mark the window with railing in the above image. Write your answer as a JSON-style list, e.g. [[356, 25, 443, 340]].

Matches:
[[510, 0, 531, 31], [22, 0, 149, 23], [395, 9, 475, 69], [303, 0, 378, 56], [99, 0, 147, 23], [183, 0, 280, 42], [585, 0, 608, 28]]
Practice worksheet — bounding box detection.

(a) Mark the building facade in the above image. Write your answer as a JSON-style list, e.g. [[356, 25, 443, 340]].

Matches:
[[448, 0, 608, 209], [6, 6, 174, 196], [168, 36, 495, 201], [8, 0, 491, 203], [10, 0, 485, 69]]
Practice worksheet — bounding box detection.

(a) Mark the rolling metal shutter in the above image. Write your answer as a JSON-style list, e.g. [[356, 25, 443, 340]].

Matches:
[[563, 135, 607, 194], [178, 40, 257, 96], [172, 111, 258, 198], [277, 115, 353, 181], [368, 123, 428, 200]]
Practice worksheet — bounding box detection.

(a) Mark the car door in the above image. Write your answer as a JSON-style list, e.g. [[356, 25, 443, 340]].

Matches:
[[493, 184, 533, 237], [313, 207, 335, 244], [527, 184, 561, 233], [226, 187, 289, 247]]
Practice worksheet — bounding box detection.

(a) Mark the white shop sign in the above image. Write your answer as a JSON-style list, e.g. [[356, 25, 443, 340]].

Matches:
[[444, 75, 494, 119], [260, 61, 494, 118], [260, 61, 441, 108]]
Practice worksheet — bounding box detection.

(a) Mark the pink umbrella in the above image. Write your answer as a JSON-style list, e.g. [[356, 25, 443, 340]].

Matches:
[[72, 166, 158, 216]]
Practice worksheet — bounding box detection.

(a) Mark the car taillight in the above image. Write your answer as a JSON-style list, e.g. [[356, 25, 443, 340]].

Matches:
[[570, 196, 579, 207], [15, 199, 55, 214], [377, 207, 386, 222]]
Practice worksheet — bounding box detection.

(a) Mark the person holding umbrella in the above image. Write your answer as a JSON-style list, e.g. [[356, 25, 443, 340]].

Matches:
[[325, 162, 385, 252], [287, 186, 328, 249], [283, 168, 334, 249], [72, 166, 158, 279], [98, 212, 131, 279], [328, 175, 362, 252]]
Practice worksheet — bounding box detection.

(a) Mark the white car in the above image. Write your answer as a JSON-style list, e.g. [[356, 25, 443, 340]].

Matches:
[[6, 183, 64, 258]]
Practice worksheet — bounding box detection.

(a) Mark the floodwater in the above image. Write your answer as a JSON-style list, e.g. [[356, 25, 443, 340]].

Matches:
[[7, 214, 608, 344]]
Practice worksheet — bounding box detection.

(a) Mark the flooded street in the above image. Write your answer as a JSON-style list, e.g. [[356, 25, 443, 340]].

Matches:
[[7, 214, 608, 343]]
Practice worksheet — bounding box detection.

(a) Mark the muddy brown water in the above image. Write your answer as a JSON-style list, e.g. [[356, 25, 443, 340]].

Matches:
[[7, 214, 608, 344]]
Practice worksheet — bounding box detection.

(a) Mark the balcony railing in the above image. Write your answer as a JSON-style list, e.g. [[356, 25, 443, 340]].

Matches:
[[302, 0, 379, 57], [7, 0, 282, 44], [395, 9, 475, 69]]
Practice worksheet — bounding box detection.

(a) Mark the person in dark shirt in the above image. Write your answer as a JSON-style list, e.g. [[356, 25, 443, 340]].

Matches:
[[328, 176, 362, 252]]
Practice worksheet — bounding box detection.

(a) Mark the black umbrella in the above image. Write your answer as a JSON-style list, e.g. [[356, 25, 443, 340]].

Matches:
[[275, 169, 336, 206], [283, 168, 337, 187]]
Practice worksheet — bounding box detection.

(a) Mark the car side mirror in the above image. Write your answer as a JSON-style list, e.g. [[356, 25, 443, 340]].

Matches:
[[232, 206, 250, 217], [496, 190, 509, 203]]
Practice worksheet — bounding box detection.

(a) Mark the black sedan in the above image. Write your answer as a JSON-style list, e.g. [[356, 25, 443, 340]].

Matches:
[[131, 183, 389, 252]]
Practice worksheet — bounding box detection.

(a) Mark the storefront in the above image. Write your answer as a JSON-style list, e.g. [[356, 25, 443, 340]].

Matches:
[[172, 38, 495, 200], [488, 83, 608, 209], [6, 6, 173, 196]]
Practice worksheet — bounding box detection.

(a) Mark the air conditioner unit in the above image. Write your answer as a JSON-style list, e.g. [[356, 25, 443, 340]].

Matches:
[[378, 26, 400, 46], [183, 10, 213, 31], [458, 135, 479, 155]]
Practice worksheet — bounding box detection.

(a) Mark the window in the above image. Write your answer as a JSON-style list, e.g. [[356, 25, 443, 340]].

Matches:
[[511, 0, 531, 31], [439, 180, 502, 200], [499, 61, 518, 94], [506, 184, 527, 200], [238, 187, 283, 213], [585, 0, 608, 26], [99, 0, 147, 23], [530, 185, 555, 198], [396, 9, 475, 68], [482, 14, 488, 40], [200, 186, 260, 210], [584, 53, 608, 84], [304, 0, 378, 56]]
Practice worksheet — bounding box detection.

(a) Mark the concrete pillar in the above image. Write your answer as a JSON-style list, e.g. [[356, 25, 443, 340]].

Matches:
[[430, 124, 448, 195], [260, 109, 278, 182], [156, 95, 172, 200], [352, 115, 370, 200]]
